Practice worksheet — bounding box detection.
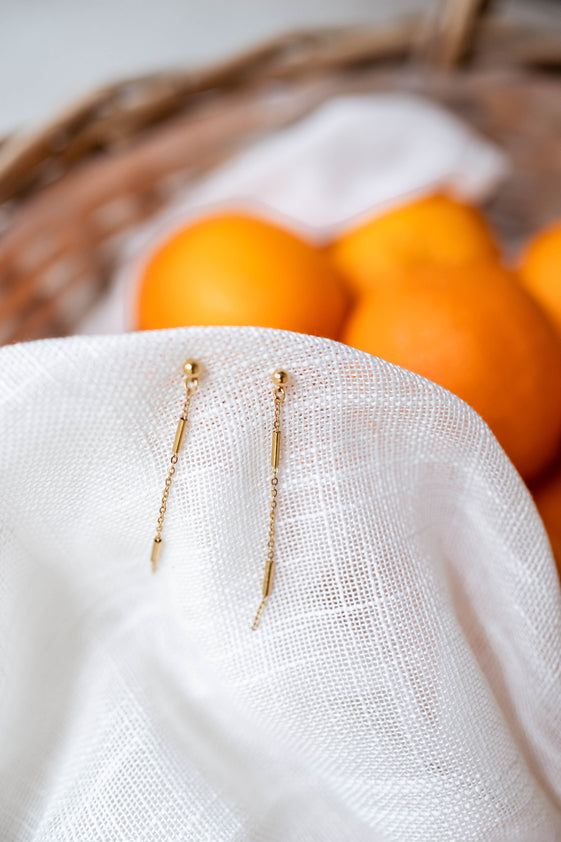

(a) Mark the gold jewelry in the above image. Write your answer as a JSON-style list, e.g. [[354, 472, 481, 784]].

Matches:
[[252, 368, 290, 630], [150, 359, 200, 572]]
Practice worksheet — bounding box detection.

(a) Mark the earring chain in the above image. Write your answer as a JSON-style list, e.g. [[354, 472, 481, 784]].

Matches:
[[151, 366, 199, 572], [252, 383, 286, 629]]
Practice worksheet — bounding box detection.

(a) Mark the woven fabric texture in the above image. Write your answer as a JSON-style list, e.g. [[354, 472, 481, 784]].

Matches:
[[1, 326, 560, 841]]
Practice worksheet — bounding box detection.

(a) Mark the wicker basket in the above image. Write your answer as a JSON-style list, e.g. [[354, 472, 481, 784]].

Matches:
[[1, 0, 561, 346]]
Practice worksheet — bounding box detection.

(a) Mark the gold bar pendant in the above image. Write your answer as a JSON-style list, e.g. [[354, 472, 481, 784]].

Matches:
[[151, 536, 162, 570], [262, 559, 275, 597], [173, 416, 187, 454], [271, 430, 281, 469]]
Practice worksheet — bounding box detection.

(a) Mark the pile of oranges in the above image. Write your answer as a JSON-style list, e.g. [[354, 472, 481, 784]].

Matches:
[[135, 196, 561, 563]]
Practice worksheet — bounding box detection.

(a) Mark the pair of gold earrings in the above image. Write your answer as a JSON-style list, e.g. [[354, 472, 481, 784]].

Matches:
[[150, 359, 290, 631]]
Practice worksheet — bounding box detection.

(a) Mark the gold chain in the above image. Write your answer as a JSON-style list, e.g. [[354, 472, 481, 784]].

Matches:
[[151, 370, 198, 572], [252, 383, 285, 630]]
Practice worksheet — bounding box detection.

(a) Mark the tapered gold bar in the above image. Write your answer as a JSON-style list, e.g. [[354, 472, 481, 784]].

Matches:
[[173, 416, 187, 454], [151, 536, 162, 571], [271, 430, 281, 469], [262, 559, 275, 597]]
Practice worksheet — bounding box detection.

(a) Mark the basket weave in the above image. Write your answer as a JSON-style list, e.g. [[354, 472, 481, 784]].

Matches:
[[1, 0, 561, 345]]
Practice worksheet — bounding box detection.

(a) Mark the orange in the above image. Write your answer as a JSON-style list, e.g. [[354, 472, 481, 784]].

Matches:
[[519, 219, 561, 333], [342, 263, 561, 481], [329, 193, 500, 294], [533, 467, 561, 577], [136, 213, 349, 338]]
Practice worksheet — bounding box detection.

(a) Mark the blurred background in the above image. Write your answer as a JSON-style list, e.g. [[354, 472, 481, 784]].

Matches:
[[2, 0, 420, 133], [1, 0, 559, 133]]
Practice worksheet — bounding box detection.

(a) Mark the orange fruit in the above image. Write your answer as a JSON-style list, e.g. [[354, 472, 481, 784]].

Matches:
[[329, 193, 500, 294], [136, 213, 349, 338], [342, 263, 561, 481], [519, 219, 561, 333]]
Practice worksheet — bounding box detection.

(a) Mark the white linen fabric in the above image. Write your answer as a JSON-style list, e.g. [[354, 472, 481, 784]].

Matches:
[[1, 325, 561, 841]]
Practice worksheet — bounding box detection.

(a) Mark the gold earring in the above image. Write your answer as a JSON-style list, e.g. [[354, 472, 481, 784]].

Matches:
[[151, 359, 200, 572], [252, 368, 290, 630]]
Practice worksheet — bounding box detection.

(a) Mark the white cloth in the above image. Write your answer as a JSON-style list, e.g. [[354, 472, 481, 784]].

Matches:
[[80, 93, 507, 336], [1, 326, 561, 841], [162, 92, 507, 235]]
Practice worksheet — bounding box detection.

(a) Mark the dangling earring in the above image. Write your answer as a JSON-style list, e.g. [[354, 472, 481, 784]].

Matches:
[[151, 359, 200, 572], [252, 369, 290, 630]]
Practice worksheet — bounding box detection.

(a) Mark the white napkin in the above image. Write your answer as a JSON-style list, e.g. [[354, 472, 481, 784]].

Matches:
[[162, 92, 507, 236], [79, 92, 507, 335]]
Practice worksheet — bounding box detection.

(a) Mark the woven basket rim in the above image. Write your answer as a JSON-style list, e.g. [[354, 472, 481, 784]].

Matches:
[[1, 2, 561, 207]]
